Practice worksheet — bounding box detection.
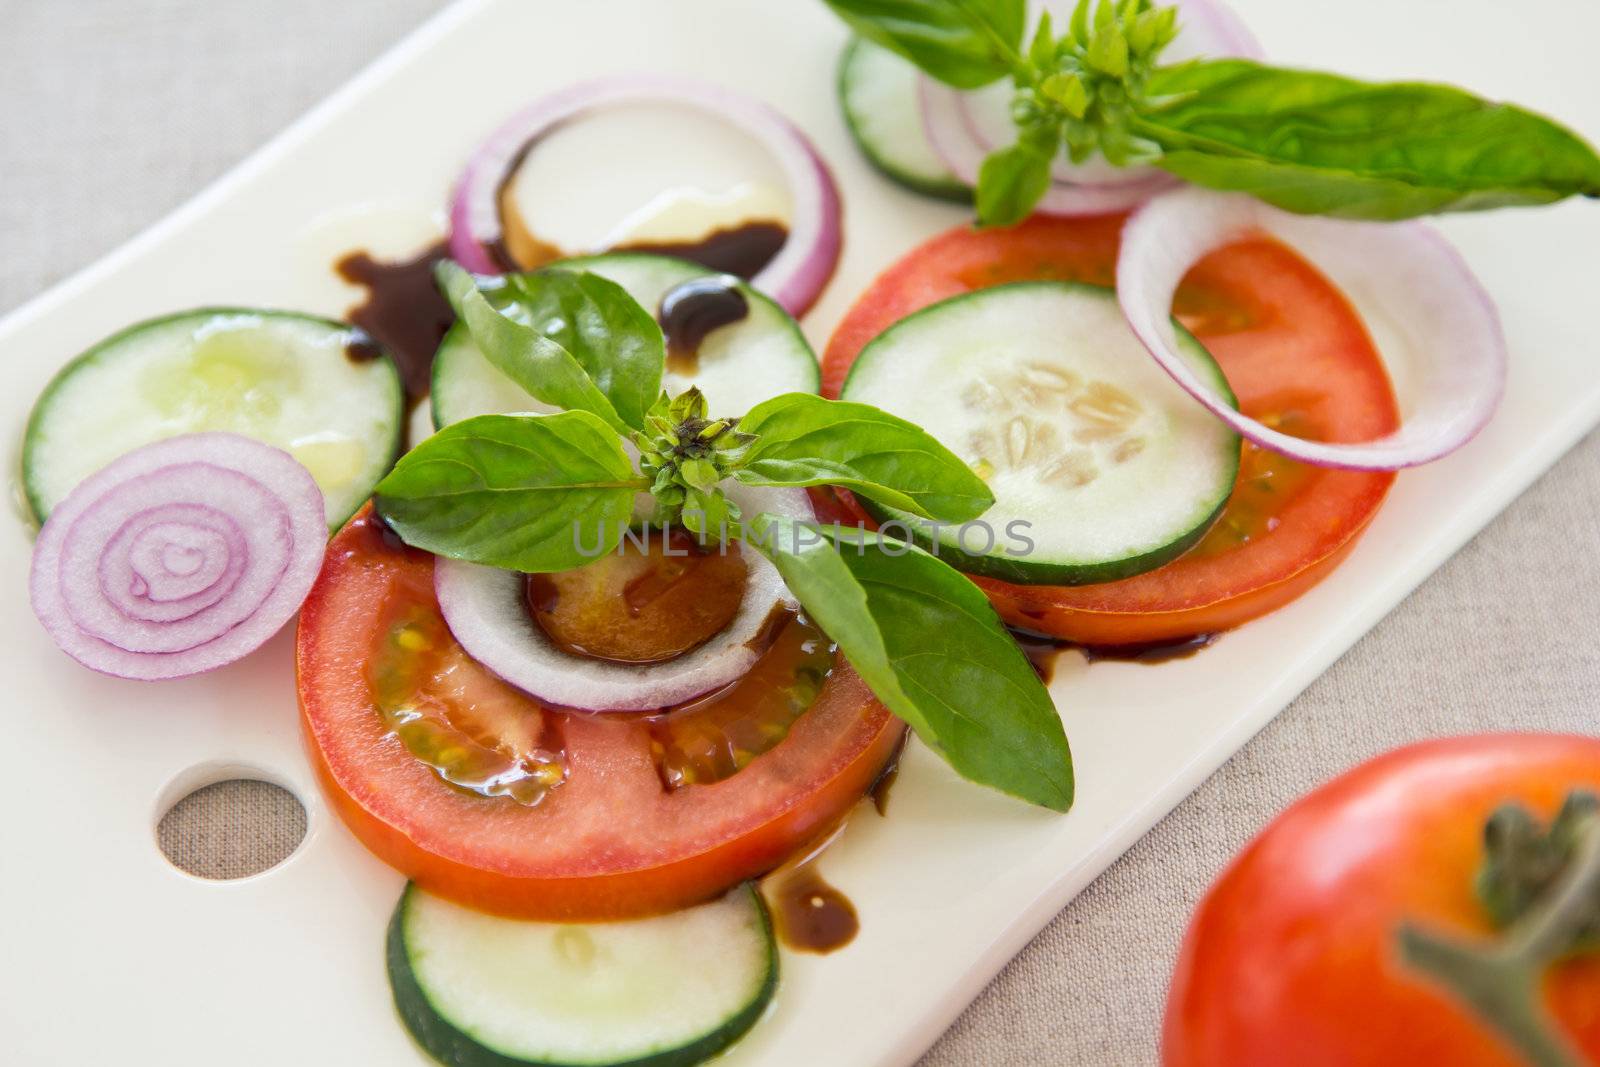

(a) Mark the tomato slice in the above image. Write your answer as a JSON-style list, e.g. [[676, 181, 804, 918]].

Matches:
[[297, 509, 904, 920], [820, 215, 1400, 644]]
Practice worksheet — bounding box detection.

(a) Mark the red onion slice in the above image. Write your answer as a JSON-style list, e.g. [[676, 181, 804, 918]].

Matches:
[[100, 505, 245, 624], [435, 484, 814, 713], [71, 486, 288, 654], [1117, 187, 1507, 470], [920, 0, 1261, 212], [449, 75, 842, 317], [31, 433, 327, 679]]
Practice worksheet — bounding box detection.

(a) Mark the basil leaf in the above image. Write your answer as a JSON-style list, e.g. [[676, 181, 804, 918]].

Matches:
[[1139, 60, 1600, 219], [500, 268, 665, 431], [822, 0, 1027, 89], [976, 137, 1056, 227], [746, 514, 1073, 812], [374, 412, 642, 572], [734, 392, 993, 522], [435, 261, 629, 432]]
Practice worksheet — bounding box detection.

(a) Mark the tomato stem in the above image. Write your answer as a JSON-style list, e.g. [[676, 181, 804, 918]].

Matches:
[[1398, 810, 1600, 1067]]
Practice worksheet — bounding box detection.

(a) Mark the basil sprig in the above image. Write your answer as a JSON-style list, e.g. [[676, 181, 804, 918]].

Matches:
[[736, 391, 993, 520], [1140, 60, 1600, 219], [823, 0, 1600, 225], [822, 0, 1028, 89], [749, 515, 1072, 811], [375, 411, 645, 572], [437, 262, 662, 433], [375, 268, 1071, 811]]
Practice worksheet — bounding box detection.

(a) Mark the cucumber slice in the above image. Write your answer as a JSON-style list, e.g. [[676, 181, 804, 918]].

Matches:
[[838, 37, 970, 202], [24, 308, 403, 531], [431, 253, 820, 429], [841, 282, 1240, 585], [388, 883, 777, 1067]]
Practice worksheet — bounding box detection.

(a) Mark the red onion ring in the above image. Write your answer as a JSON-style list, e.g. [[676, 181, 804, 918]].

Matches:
[[30, 433, 327, 679], [448, 75, 843, 317], [434, 484, 814, 713], [1117, 187, 1507, 470], [920, 0, 1261, 212]]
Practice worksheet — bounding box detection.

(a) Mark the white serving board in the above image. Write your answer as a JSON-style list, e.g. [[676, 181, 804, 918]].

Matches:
[[3, 1, 1598, 1064]]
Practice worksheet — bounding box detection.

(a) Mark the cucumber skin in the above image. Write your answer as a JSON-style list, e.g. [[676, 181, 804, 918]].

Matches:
[[22, 306, 405, 532], [428, 321, 493, 432], [854, 490, 1232, 586], [387, 883, 779, 1067], [840, 282, 1241, 586], [837, 38, 972, 205]]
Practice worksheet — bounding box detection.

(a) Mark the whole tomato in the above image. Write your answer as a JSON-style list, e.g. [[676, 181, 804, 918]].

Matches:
[[1163, 734, 1600, 1066]]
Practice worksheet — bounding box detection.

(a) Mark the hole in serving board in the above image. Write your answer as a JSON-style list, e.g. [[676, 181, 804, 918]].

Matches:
[[156, 778, 307, 881]]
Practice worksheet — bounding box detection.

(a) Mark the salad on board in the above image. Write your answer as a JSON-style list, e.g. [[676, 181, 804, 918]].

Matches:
[[20, 1, 1600, 1063]]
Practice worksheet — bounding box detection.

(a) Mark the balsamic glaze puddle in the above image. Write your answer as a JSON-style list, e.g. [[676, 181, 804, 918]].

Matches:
[[659, 276, 749, 375], [336, 240, 455, 408], [766, 852, 859, 954], [1009, 626, 1220, 683], [617, 220, 788, 280], [493, 218, 789, 281]]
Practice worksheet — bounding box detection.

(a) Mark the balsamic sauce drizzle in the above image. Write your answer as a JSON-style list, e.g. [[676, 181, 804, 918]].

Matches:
[[658, 276, 749, 375], [1009, 626, 1220, 683], [336, 240, 455, 407], [765, 851, 860, 954], [618, 221, 788, 281]]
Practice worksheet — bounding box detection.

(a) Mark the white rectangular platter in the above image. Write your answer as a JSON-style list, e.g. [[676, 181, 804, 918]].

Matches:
[[4, 1, 1599, 1064]]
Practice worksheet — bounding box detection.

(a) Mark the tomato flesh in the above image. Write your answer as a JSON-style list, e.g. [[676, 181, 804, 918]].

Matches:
[[368, 591, 567, 806], [820, 215, 1400, 643], [526, 528, 749, 664], [649, 611, 836, 789], [1163, 734, 1600, 1066], [297, 509, 904, 920]]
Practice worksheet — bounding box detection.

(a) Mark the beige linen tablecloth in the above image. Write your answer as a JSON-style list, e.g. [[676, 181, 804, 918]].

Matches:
[[7, 2, 1598, 1063]]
